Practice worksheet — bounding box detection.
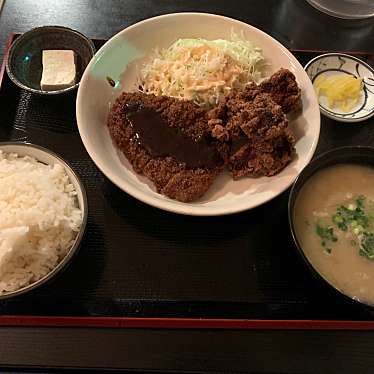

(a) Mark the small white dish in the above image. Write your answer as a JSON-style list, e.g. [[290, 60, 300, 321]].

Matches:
[[0, 142, 88, 299], [305, 53, 374, 123], [77, 12, 320, 216]]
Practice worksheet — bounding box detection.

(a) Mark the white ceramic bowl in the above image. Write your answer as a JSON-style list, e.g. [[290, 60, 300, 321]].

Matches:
[[77, 12, 320, 216], [305, 53, 374, 123], [0, 142, 88, 299]]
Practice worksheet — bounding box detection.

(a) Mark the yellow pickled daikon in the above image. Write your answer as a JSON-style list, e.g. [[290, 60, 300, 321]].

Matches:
[[313, 73, 363, 112]]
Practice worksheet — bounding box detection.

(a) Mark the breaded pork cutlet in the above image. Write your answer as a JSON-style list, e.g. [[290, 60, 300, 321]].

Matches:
[[209, 68, 301, 119], [226, 93, 295, 179], [108, 92, 228, 202], [208, 69, 298, 179], [259, 68, 302, 113], [108, 68, 300, 201]]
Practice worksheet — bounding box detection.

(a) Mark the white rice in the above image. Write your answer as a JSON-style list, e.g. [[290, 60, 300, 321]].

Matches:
[[0, 150, 82, 294]]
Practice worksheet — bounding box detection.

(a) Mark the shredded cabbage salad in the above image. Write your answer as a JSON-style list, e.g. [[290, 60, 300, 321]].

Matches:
[[140, 33, 265, 107]]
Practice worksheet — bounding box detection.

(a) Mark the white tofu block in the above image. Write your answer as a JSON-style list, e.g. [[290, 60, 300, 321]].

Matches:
[[41, 50, 76, 90]]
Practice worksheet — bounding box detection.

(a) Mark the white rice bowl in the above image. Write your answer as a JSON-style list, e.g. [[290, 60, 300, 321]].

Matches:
[[0, 150, 83, 294]]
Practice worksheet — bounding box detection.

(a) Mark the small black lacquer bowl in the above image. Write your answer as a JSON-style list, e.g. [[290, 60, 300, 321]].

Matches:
[[6, 26, 95, 95], [289, 146, 374, 309]]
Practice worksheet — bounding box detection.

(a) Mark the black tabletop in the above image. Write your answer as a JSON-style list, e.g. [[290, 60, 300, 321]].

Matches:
[[1, 0, 374, 372]]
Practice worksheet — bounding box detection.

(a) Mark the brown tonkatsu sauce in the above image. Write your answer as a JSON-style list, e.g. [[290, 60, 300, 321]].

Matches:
[[125, 105, 221, 169]]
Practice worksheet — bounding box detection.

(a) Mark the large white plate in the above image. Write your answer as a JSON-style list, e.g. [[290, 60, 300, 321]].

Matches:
[[76, 13, 320, 216]]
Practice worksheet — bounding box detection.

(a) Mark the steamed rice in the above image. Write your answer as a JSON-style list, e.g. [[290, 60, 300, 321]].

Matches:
[[0, 151, 82, 294]]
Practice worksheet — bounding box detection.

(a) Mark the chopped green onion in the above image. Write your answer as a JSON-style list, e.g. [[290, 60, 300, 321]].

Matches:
[[322, 195, 374, 260]]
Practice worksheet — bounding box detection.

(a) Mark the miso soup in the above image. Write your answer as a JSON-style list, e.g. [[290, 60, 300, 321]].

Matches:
[[294, 164, 374, 305]]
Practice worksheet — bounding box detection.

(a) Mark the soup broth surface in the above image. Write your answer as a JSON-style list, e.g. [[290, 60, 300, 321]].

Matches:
[[294, 163, 374, 305]]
